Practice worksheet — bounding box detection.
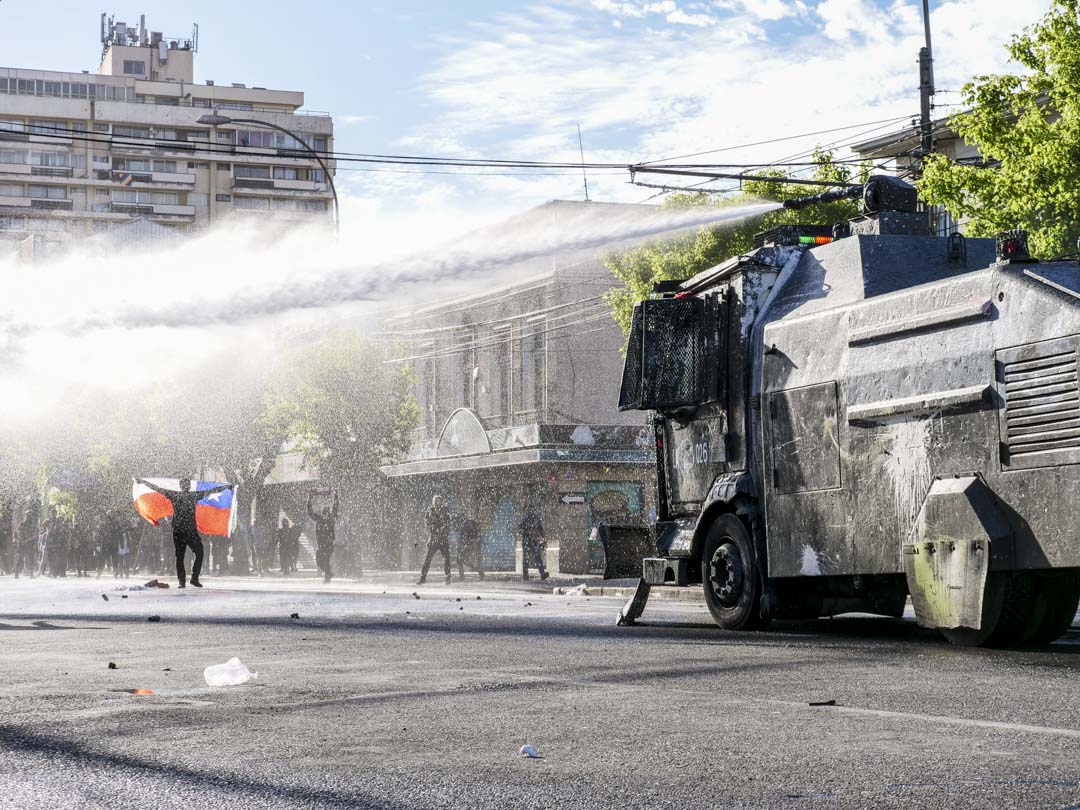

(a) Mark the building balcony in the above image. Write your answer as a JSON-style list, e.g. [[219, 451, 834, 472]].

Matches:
[[0, 195, 31, 208], [0, 163, 32, 175], [153, 204, 195, 216], [232, 178, 328, 195], [29, 198, 72, 210], [151, 171, 196, 185], [30, 166, 73, 178]]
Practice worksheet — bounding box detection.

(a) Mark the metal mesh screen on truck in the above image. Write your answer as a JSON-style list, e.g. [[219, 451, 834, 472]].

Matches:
[[619, 297, 703, 410], [619, 304, 645, 411]]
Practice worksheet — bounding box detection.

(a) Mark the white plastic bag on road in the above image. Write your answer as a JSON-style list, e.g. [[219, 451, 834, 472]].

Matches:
[[203, 657, 258, 687]]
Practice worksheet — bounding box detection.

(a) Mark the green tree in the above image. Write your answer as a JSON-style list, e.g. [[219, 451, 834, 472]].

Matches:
[[919, 0, 1080, 257], [604, 152, 865, 332]]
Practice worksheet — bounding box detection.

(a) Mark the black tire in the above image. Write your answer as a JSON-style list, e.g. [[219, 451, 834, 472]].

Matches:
[[701, 513, 767, 631], [941, 572, 1042, 647], [1027, 572, 1080, 646]]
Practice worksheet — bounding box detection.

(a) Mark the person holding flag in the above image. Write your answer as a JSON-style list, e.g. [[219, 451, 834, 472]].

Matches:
[[134, 477, 233, 588]]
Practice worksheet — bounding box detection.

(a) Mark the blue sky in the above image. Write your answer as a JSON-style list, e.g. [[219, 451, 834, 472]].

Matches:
[[0, 0, 1054, 238]]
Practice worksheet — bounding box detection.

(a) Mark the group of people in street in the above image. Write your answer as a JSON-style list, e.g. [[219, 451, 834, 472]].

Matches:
[[0, 506, 136, 580], [416, 494, 546, 585]]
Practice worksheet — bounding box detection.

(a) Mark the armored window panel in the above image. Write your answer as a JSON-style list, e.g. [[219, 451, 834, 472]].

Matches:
[[768, 381, 842, 494], [618, 304, 645, 411], [997, 335, 1080, 470]]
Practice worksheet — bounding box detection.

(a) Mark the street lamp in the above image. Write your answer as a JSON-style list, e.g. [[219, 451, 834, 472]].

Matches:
[[197, 113, 340, 239]]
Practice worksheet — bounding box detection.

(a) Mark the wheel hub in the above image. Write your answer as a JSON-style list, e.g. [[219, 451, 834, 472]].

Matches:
[[709, 541, 744, 608]]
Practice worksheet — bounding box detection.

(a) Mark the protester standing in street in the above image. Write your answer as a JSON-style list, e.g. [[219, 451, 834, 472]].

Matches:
[[42, 508, 69, 578], [14, 510, 36, 579], [417, 494, 451, 586], [307, 489, 338, 584], [116, 521, 132, 579], [276, 517, 301, 575], [519, 503, 549, 581], [136, 478, 232, 589], [456, 515, 485, 582], [0, 499, 12, 575]]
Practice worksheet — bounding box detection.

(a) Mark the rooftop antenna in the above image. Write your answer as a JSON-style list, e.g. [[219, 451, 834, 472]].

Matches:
[[577, 123, 591, 202]]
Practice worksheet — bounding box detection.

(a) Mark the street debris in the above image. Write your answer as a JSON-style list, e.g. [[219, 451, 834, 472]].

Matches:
[[554, 584, 590, 596], [520, 744, 540, 758], [204, 657, 258, 687], [121, 595, 128, 599], [412, 592, 420, 600], [476, 596, 481, 600], [101, 594, 109, 602], [114, 585, 148, 592], [289, 613, 300, 619], [107, 662, 117, 669], [132, 688, 154, 696], [808, 700, 837, 707], [144, 579, 170, 589], [147, 615, 161, 623]]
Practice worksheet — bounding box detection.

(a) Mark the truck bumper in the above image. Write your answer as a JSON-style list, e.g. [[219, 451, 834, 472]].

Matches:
[[643, 557, 692, 586]]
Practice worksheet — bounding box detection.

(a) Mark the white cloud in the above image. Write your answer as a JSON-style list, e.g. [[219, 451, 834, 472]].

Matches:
[[339, 114, 373, 125], [378, 0, 1051, 211]]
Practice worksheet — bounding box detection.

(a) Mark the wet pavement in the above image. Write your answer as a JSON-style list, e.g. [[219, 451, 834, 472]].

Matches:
[[1, 575, 1078, 809]]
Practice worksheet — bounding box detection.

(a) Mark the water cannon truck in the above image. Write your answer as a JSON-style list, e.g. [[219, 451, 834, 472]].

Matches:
[[618, 175, 1080, 646]]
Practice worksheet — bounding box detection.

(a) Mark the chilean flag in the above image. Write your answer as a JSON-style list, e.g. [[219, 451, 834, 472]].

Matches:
[[132, 478, 237, 538]]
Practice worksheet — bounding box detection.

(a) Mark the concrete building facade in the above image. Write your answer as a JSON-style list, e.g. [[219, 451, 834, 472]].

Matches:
[[0, 13, 334, 254], [379, 201, 659, 576]]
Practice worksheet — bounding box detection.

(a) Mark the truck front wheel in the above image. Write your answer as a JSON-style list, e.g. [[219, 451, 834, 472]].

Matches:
[[701, 514, 767, 631]]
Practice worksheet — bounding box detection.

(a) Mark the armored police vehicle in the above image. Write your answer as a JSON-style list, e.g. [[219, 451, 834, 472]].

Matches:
[[618, 175, 1080, 646]]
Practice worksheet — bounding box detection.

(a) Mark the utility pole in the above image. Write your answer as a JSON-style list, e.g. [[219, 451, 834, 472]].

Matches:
[[577, 123, 590, 202], [917, 0, 935, 174]]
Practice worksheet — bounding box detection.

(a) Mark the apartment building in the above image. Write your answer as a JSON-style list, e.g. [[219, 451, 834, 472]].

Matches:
[[378, 200, 659, 576], [0, 13, 334, 254]]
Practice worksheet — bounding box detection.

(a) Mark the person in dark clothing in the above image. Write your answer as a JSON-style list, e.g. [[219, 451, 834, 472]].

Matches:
[[307, 489, 338, 584], [519, 504, 548, 581], [277, 517, 302, 575], [456, 516, 485, 582], [14, 510, 36, 579], [42, 508, 69, 578], [136, 478, 232, 588], [97, 513, 120, 579], [417, 494, 451, 586]]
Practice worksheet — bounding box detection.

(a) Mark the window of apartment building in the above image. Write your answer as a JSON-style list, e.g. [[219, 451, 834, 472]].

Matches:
[[314, 136, 329, 152], [122, 61, 146, 76], [234, 196, 270, 210], [218, 102, 253, 112], [236, 130, 275, 149], [216, 163, 231, 171], [0, 184, 24, 197], [155, 96, 179, 106], [155, 129, 179, 141], [235, 165, 271, 179], [113, 190, 179, 206], [113, 126, 150, 140], [93, 123, 109, 133], [29, 120, 67, 135], [189, 193, 209, 207], [30, 151, 84, 169], [185, 130, 209, 142], [113, 158, 152, 172], [215, 193, 231, 202], [70, 122, 87, 133], [272, 166, 299, 180], [187, 161, 209, 169], [0, 149, 27, 164], [192, 98, 210, 108], [95, 189, 109, 197], [27, 185, 66, 200], [0, 120, 24, 133], [152, 160, 178, 173], [310, 168, 326, 183], [216, 131, 234, 142]]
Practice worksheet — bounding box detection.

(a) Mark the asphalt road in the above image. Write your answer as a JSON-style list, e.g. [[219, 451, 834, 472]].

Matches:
[[1, 575, 1078, 810]]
